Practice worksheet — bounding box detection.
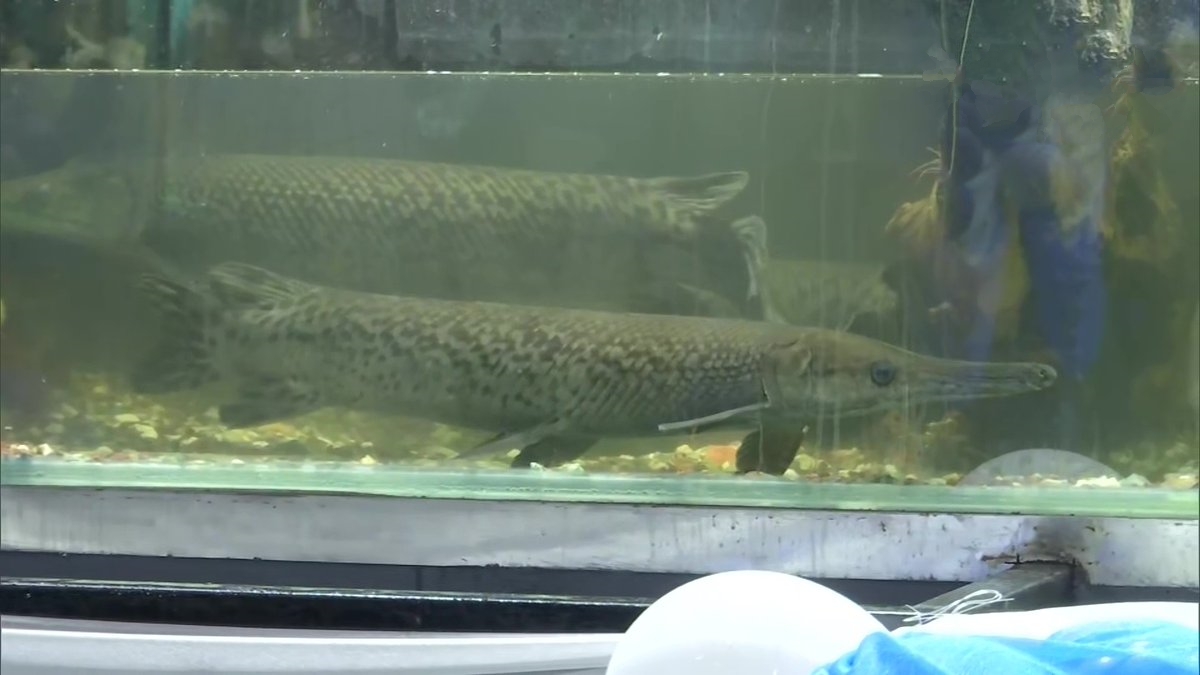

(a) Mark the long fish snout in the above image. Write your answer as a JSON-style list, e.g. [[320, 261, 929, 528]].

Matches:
[[929, 358, 1059, 400], [994, 360, 1057, 391], [1027, 362, 1058, 390]]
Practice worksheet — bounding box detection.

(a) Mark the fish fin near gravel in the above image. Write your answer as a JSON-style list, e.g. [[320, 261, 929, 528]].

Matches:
[[644, 171, 750, 214], [219, 375, 321, 427], [457, 419, 571, 459], [735, 423, 807, 475], [510, 435, 599, 468], [205, 262, 314, 310], [132, 273, 221, 394]]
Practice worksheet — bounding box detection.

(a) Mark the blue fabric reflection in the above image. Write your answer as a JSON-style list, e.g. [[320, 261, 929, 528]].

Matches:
[[937, 82, 1107, 384], [815, 620, 1199, 675]]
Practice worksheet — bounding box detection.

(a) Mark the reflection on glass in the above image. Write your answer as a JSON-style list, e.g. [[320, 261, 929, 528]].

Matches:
[[1, 0, 1197, 506]]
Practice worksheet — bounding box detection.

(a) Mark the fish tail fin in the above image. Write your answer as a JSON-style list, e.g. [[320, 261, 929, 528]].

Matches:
[[205, 262, 313, 309], [132, 273, 221, 394], [644, 171, 750, 214]]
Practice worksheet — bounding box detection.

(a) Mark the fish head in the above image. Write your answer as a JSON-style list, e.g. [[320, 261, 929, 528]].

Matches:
[[763, 329, 1058, 419], [0, 159, 147, 244]]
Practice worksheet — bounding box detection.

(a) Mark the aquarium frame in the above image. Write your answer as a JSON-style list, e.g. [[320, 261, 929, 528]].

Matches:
[[1, 486, 1196, 589], [0, 563, 1182, 672], [0, 563, 1079, 633]]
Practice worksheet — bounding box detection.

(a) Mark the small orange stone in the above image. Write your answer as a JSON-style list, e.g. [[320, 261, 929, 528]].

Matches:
[[703, 444, 738, 466]]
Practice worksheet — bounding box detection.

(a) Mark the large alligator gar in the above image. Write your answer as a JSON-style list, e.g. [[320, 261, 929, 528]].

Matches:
[[0, 153, 768, 319], [132, 262, 1058, 474]]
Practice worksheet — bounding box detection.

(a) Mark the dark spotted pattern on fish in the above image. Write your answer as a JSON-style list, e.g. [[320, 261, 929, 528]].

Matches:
[[162, 261, 776, 434], [134, 263, 1057, 474]]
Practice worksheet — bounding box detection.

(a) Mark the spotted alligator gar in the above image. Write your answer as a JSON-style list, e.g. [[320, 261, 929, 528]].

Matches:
[[0, 153, 768, 319], [133, 262, 1057, 474]]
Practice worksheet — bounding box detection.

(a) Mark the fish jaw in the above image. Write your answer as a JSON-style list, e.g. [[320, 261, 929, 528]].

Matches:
[[761, 330, 1057, 420]]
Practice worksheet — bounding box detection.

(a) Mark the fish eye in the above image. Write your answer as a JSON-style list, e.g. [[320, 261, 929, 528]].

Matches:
[[869, 360, 897, 386]]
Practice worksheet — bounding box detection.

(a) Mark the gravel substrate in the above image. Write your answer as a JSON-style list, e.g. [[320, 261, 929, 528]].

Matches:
[[1, 373, 1196, 490]]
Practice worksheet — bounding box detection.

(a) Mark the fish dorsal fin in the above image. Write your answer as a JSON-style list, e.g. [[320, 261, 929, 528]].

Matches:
[[206, 262, 313, 310], [760, 338, 814, 409], [728, 215, 768, 301], [644, 171, 750, 214]]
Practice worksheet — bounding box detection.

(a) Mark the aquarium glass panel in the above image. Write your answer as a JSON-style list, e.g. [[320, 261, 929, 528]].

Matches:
[[1, 0, 1197, 517]]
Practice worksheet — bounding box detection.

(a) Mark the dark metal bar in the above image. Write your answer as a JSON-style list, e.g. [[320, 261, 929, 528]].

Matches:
[[0, 551, 957, 605], [0, 577, 648, 635], [0, 576, 934, 633], [906, 562, 1077, 623]]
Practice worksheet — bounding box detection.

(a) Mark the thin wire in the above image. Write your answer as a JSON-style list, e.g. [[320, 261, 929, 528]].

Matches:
[[947, 0, 978, 182], [814, 0, 843, 449], [903, 588, 1012, 625]]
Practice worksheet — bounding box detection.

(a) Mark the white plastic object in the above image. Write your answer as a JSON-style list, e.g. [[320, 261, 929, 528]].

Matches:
[[605, 570, 886, 675]]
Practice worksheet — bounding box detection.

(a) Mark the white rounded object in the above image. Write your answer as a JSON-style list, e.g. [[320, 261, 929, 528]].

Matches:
[[605, 570, 886, 675]]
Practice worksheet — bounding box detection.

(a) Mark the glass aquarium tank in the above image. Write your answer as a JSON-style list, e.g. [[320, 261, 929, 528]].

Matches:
[[0, 0, 1197, 528]]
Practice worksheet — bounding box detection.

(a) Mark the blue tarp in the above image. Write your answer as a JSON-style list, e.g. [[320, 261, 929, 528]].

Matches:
[[816, 619, 1199, 675]]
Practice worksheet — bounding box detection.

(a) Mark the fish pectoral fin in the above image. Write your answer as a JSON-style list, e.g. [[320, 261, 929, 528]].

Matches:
[[657, 402, 768, 433], [735, 424, 807, 475], [206, 262, 314, 310], [645, 171, 750, 213], [218, 375, 321, 428], [510, 435, 599, 468], [457, 420, 569, 459]]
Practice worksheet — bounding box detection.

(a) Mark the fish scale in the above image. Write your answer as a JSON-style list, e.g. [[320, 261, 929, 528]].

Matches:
[[2, 154, 765, 319], [179, 264, 776, 429], [125, 154, 754, 314]]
